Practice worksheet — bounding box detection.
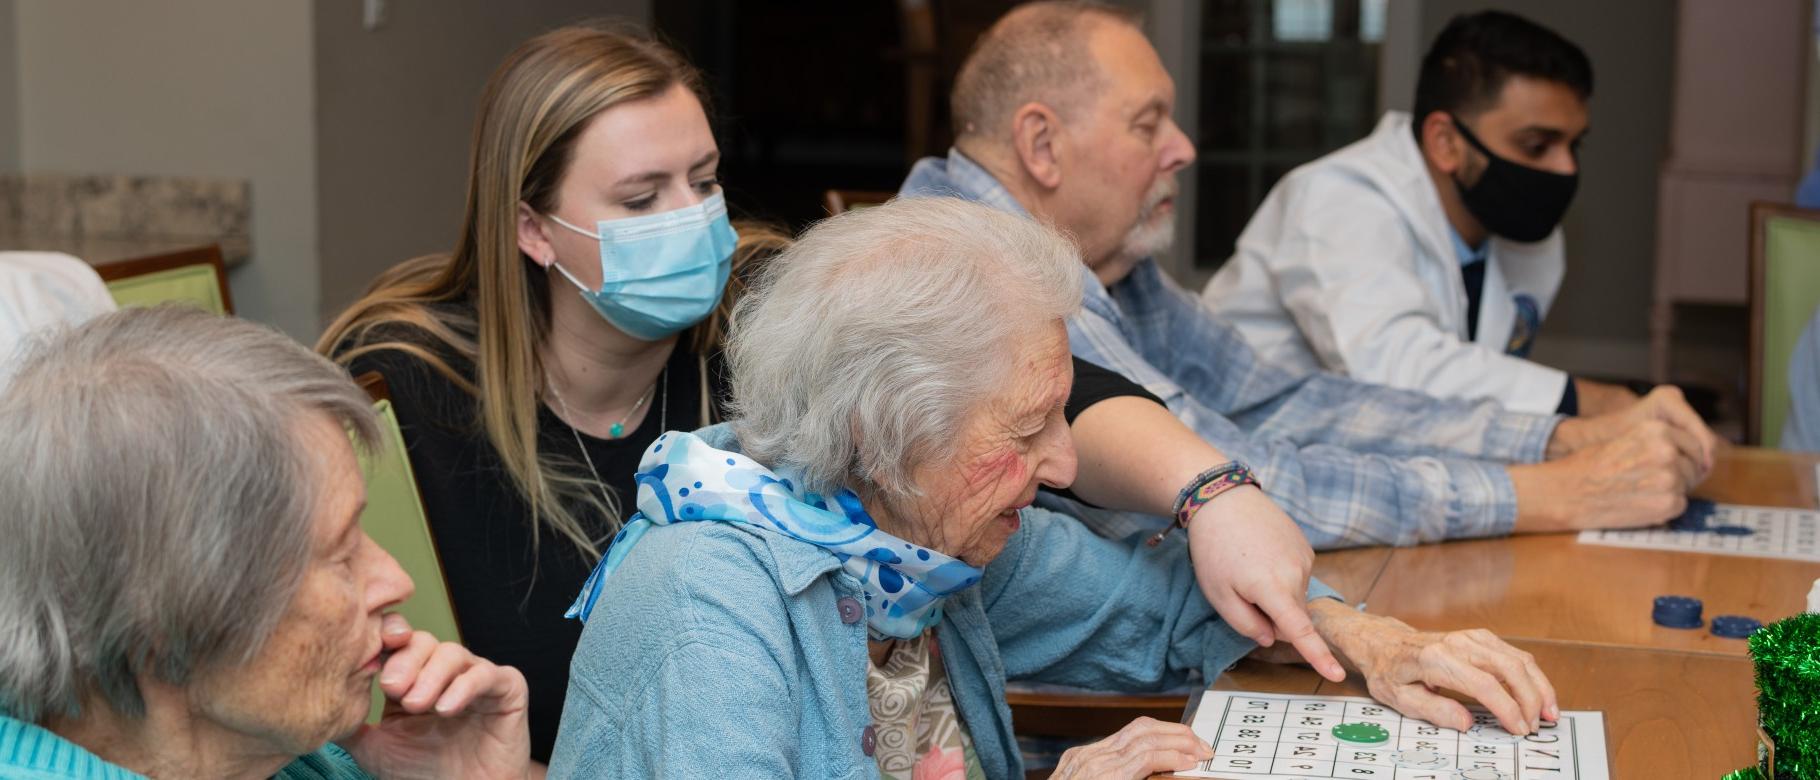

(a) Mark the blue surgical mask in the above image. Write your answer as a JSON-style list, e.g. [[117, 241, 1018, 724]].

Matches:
[[546, 191, 739, 341]]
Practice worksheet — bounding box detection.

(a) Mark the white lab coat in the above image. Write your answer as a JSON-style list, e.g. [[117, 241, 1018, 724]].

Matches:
[[1201, 111, 1569, 415]]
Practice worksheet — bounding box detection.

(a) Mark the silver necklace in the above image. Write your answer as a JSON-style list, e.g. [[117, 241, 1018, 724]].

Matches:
[[546, 367, 668, 497]]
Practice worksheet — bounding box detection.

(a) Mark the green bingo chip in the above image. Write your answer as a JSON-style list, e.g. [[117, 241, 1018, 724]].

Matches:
[[1330, 721, 1390, 744]]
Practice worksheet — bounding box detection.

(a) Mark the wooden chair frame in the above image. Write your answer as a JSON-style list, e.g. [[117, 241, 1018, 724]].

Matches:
[[1746, 202, 1820, 445], [355, 370, 391, 404], [1005, 688, 1191, 740], [822, 189, 896, 216], [93, 243, 235, 315]]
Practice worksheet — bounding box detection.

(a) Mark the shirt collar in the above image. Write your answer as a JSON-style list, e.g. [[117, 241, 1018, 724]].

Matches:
[[1448, 223, 1489, 267], [903, 149, 1124, 319], [0, 713, 145, 779], [936, 148, 1031, 217]]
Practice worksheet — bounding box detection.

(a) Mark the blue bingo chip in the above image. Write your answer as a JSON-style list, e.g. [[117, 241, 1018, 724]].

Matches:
[[1711, 615, 1763, 638], [1652, 595, 1703, 629], [1666, 499, 1718, 531], [1710, 525, 1755, 536]]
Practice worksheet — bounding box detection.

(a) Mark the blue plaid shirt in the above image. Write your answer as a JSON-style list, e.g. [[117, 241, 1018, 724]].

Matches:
[[900, 150, 1563, 548]]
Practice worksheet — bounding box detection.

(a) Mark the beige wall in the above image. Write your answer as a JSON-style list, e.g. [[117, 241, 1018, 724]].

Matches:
[[14, 0, 317, 339], [314, 0, 649, 327], [0, 1, 18, 174]]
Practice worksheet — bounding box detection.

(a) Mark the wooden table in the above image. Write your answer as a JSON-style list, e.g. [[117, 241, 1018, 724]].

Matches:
[[1307, 545, 1394, 607], [1154, 447, 1814, 779], [1365, 448, 1820, 657], [1362, 531, 1820, 657], [1697, 446, 1820, 509]]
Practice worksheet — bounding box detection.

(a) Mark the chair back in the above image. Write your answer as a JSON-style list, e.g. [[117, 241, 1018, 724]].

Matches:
[[822, 189, 895, 215], [1005, 683, 1189, 741], [94, 244, 233, 315], [354, 372, 462, 721], [1749, 203, 1820, 446]]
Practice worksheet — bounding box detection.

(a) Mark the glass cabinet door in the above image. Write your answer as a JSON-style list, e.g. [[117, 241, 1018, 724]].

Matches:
[[1195, 0, 1384, 269]]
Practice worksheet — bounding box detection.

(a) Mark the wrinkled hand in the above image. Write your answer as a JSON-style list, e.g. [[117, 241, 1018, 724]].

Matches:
[[1051, 717, 1212, 780], [1548, 386, 1720, 475], [1313, 603, 1558, 736], [1571, 377, 1641, 417], [341, 614, 534, 780], [1185, 486, 1344, 682], [1515, 416, 1702, 532]]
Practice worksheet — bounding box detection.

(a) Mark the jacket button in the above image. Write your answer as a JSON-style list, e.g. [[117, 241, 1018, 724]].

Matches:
[[837, 596, 863, 625], [861, 724, 877, 756]]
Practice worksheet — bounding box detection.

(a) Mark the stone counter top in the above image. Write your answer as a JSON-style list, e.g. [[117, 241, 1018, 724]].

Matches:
[[0, 233, 249, 267], [0, 173, 250, 269]]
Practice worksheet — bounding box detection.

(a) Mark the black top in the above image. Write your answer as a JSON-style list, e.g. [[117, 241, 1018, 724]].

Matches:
[[1461, 259, 1577, 415], [342, 315, 723, 762], [1462, 258, 1488, 344], [341, 307, 1151, 760], [1067, 356, 1162, 422]]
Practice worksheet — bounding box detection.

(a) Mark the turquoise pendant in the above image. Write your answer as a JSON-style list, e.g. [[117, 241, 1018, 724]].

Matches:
[[608, 423, 624, 438]]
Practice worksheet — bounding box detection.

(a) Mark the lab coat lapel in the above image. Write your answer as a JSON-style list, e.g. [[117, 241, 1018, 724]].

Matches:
[[1370, 112, 1473, 339]]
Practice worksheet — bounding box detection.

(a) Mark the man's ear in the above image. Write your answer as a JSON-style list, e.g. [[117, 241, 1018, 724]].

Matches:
[[517, 201, 557, 269], [1010, 102, 1066, 190], [1419, 110, 1468, 176]]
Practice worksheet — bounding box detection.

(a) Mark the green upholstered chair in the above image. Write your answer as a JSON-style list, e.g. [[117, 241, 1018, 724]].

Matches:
[[1749, 203, 1820, 447], [94, 245, 233, 315], [354, 372, 462, 721]]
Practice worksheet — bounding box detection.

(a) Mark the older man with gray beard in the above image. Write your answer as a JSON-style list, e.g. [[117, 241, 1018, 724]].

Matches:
[[899, 3, 1716, 582]]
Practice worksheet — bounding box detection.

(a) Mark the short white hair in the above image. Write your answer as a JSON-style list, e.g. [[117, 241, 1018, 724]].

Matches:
[[0, 306, 379, 721], [729, 197, 1083, 497], [950, 0, 1142, 141]]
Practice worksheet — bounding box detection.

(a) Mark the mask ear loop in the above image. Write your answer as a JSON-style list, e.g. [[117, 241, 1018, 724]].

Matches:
[[543, 250, 593, 294], [540, 213, 603, 294], [1448, 115, 1496, 159], [1444, 116, 1490, 194]]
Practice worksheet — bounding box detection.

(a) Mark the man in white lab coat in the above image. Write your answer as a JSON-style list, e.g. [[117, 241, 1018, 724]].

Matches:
[[1202, 10, 1636, 417]]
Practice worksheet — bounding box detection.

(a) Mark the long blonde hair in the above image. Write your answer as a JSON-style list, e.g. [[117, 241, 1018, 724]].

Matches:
[[319, 22, 765, 561]]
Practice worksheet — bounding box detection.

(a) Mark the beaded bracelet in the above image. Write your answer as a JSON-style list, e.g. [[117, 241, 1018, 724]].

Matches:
[[1145, 462, 1260, 547]]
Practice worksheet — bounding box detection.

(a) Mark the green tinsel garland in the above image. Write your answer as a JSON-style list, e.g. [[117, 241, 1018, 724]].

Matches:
[[1743, 612, 1820, 780]]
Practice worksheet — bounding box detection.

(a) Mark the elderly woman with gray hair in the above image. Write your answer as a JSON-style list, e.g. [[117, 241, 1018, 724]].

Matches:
[[0, 306, 540, 779], [549, 198, 1558, 780]]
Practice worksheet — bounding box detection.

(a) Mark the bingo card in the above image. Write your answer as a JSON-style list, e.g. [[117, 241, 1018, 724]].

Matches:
[[1178, 691, 1609, 780], [1578, 503, 1820, 562]]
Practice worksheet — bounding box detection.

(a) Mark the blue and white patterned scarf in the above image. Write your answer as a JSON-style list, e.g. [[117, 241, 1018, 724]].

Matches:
[[566, 430, 985, 639]]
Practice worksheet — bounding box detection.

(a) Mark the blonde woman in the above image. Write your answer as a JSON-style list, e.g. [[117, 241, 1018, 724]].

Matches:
[[318, 23, 781, 760]]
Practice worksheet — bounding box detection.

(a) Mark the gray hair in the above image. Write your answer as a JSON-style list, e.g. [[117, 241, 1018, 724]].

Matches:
[[0, 306, 380, 721], [728, 197, 1083, 498], [950, 0, 1143, 141]]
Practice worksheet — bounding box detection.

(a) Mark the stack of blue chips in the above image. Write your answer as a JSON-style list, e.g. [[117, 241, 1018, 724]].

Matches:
[[1711, 615, 1763, 638], [1652, 595, 1703, 629], [1665, 499, 1717, 531], [1664, 499, 1755, 536]]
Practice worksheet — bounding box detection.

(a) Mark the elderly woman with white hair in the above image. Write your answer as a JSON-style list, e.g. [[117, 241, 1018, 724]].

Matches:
[[548, 198, 1559, 780], [0, 306, 540, 779]]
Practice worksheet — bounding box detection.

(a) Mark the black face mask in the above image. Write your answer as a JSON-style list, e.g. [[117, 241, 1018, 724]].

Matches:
[[1450, 115, 1578, 243]]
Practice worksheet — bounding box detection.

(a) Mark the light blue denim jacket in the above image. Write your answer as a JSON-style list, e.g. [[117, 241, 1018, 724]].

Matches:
[[547, 425, 1340, 779]]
